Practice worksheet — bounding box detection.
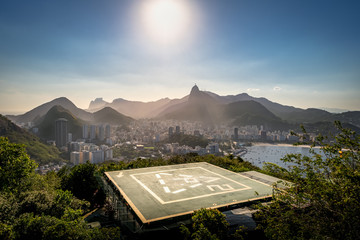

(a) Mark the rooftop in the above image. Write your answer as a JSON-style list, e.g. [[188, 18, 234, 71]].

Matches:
[[105, 162, 283, 224]]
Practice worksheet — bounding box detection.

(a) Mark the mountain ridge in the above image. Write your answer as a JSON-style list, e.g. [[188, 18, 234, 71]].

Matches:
[[6, 86, 360, 129]]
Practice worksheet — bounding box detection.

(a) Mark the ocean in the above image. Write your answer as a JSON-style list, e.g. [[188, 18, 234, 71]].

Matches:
[[242, 143, 324, 169]]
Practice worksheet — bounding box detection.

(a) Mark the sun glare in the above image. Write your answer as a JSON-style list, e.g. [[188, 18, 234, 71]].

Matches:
[[141, 0, 191, 45]]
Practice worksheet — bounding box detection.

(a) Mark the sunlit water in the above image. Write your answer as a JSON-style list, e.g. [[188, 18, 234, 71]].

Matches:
[[243, 144, 324, 169]]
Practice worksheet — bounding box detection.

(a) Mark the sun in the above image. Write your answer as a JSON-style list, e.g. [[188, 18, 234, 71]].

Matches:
[[140, 0, 191, 45]]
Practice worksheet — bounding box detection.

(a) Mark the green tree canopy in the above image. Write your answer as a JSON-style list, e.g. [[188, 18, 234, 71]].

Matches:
[[0, 137, 37, 192], [0, 138, 121, 240], [58, 162, 105, 206], [256, 121, 360, 240], [181, 208, 229, 240]]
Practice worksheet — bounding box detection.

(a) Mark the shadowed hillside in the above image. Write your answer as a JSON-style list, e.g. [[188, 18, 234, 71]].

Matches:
[[93, 107, 134, 125], [0, 114, 63, 164], [7, 97, 93, 123], [36, 105, 84, 141]]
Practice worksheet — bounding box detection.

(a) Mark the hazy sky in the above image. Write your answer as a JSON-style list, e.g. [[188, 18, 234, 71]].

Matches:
[[1, 0, 359, 114]]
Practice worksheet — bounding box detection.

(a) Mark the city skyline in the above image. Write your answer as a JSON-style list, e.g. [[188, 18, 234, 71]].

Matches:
[[1, 0, 360, 114]]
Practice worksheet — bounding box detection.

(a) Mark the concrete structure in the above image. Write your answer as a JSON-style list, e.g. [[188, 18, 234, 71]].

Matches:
[[89, 125, 97, 140], [91, 150, 104, 164], [105, 124, 111, 138], [101, 162, 287, 233], [175, 125, 180, 134], [82, 124, 88, 139], [168, 127, 174, 137], [98, 125, 105, 141], [234, 127, 239, 140], [70, 151, 83, 165], [208, 143, 220, 154], [55, 118, 68, 147]]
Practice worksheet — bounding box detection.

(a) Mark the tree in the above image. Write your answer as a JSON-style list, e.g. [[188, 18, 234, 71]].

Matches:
[[255, 121, 360, 239], [0, 137, 37, 192], [59, 162, 104, 206], [0, 138, 122, 240], [181, 208, 229, 240]]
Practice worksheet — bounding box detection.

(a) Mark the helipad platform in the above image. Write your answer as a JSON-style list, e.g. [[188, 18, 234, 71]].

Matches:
[[104, 162, 282, 224]]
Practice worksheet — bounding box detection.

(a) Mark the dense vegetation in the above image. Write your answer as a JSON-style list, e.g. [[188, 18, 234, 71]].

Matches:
[[0, 137, 120, 240], [166, 133, 210, 148], [255, 121, 360, 240], [0, 114, 63, 164], [113, 144, 161, 161]]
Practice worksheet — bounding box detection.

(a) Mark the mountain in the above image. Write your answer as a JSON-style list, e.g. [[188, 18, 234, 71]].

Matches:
[[332, 111, 360, 128], [204, 90, 360, 127], [88, 98, 109, 112], [204, 91, 303, 118], [36, 105, 84, 141], [87, 97, 180, 119], [223, 100, 293, 130], [157, 85, 290, 129], [7, 86, 359, 131], [158, 85, 223, 125], [302, 121, 360, 135], [33, 105, 133, 143], [93, 107, 134, 125], [0, 114, 63, 164], [280, 108, 334, 123], [7, 97, 93, 124]]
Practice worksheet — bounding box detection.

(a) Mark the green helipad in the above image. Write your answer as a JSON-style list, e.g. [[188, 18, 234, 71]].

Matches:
[[105, 162, 281, 223]]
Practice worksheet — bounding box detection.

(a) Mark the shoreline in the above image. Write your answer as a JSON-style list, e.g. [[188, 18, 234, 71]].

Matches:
[[250, 142, 320, 148]]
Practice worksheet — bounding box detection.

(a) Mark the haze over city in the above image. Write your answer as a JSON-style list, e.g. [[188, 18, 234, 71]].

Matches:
[[1, 0, 359, 114]]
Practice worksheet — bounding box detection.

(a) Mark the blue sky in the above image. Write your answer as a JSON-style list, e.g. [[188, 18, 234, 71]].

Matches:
[[0, 0, 359, 114]]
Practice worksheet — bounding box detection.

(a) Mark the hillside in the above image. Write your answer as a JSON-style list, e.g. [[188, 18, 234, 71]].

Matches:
[[88, 97, 177, 119], [279, 108, 334, 123], [88, 97, 109, 111], [7, 97, 93, 123], [93, 107, 134, 125], [36, 105, 84, 141], [205, 91, 303, 118], [158, 86, 289, 130], [0, 114, 64, 164], [223, 101, 293, 130], [158, 85, 222, 125], [7, 86, 359, 130]]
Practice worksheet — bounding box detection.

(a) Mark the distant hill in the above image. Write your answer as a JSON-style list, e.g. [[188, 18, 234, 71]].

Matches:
[[35, 105, 134, 142], [204, 90, 360, 127], [88, 97, 180, 119], [332, 111, 360, 128], [158, 85, 222, 125], [280, 108, 333, 123], [204, 91, 303, 119], [7, 86, 359, 131], [0, 114, 63, 164], [93, 107, 134, 125], [7, 97, 93, 123], [302, 121, 360, 135], [88, 97, 109, 112], [223, 100, 293, 130], [158, 86, 290, 130], [36, 105, 84, 141]]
